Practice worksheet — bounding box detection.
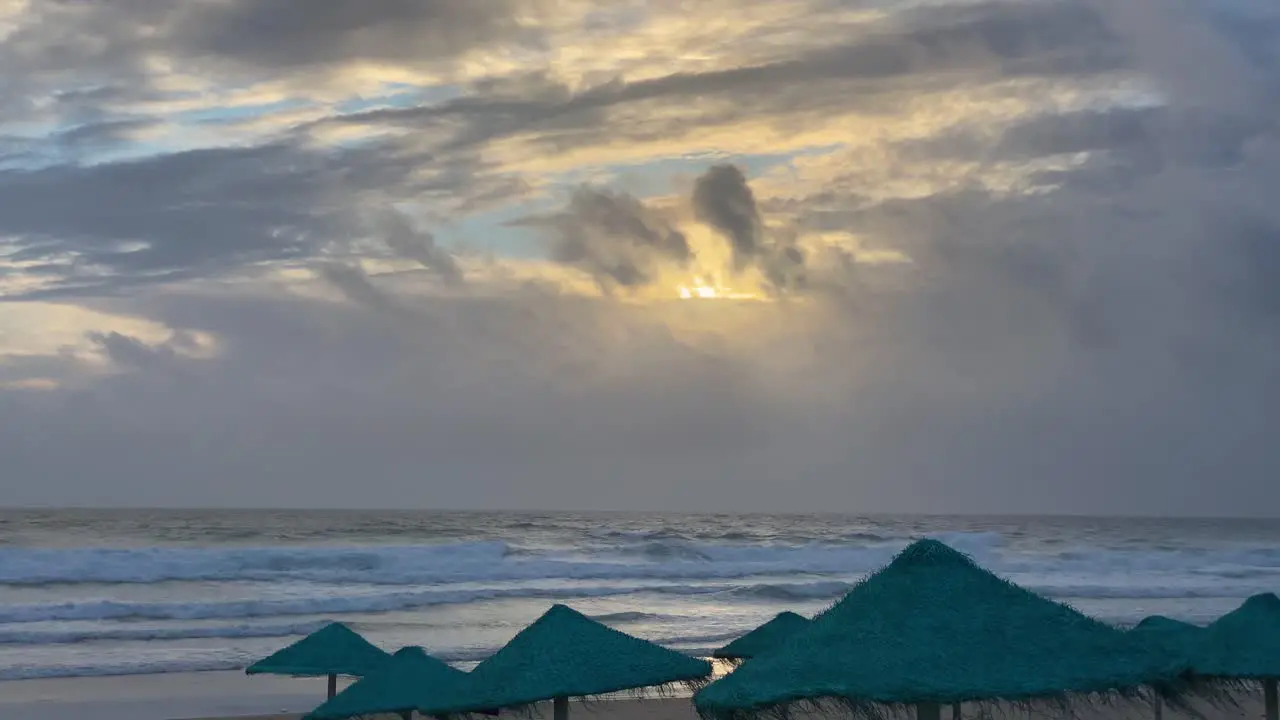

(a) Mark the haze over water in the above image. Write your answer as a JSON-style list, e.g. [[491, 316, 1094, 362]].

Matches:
[[0, 509, 1277, 682]]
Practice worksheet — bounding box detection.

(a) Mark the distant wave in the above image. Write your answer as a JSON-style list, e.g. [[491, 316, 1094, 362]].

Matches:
[[0, 635, 728, 681], [3, 576, 1271, 627], [0, 537, 939, 587], [0, 619, 331, 646], [0, 658, 252, 681], [587, 611, 664, 623], [0, 582, 758, 624], [7, 531, 1278, 590], [726, 580, 854, 600], [0, 585, 646, 623]]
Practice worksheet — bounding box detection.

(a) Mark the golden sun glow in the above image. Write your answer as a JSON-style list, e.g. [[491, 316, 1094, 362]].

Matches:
[[676, 276, 759, 301]]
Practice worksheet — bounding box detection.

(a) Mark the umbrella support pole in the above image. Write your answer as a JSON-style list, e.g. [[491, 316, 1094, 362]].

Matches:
[[1152, 694, 1162, 720], [327, 673, 337, 699], [918, 703, 941, 720], [1266, 678, 1278, 720], [554, 697, 570, 720], [950, 703, 961, 720]]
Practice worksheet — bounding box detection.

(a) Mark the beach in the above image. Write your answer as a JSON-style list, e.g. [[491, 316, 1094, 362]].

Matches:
[[0, 671, 1267, 720], [0, 668, 710, 719], [0, 670, 328, 720]]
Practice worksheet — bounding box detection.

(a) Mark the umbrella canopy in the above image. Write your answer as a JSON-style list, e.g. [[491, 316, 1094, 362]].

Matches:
[[714, 612, 810, 662], [1130, 617, 1206, 660], [246, 622, 390, 678], [304, 646, 467, 720], [1197, 593, 1280, 679], [418, 604, 713, 714], [1134, 616, 1201, 634], [694, 539, 1191, 720]]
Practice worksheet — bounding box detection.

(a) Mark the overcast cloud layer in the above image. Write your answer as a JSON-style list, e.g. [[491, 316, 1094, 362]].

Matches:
[[2, 0, 1279, 514]]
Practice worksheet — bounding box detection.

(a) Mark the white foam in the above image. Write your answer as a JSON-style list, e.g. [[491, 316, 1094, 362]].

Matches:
[[0, 619, 330, 646], [0, 581, 838, 624]]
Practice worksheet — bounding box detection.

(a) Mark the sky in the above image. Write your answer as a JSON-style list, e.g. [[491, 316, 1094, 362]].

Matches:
[[1, 0, 1279, 514]]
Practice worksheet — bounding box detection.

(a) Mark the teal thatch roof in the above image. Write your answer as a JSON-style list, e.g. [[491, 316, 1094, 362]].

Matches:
[[694, 539, 1191, 720], [246, 622, 390, 678], [304, 646, 467, 720], [418, 604, 712, 714], [1196, 593, 1280, 679], [1130, 616, 1207, 666], [1133, 616, 1200, 635], [714, 612, 810, 661]]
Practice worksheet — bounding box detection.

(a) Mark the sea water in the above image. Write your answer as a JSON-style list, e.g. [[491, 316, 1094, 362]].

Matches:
[[0, 509, 1277, 681]]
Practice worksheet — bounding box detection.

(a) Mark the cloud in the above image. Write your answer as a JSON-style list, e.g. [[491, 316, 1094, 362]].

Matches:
[[692, 165, 763, 270], [370, 209, 464, 285], [521, 186, 691, 291], [172, 0, 525, 73], [3, 0, 1280, 512]]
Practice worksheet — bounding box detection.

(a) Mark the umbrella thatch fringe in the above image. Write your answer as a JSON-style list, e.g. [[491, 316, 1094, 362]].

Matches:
[[694, 675, 1236, 720], [452, 676, 712, 720]]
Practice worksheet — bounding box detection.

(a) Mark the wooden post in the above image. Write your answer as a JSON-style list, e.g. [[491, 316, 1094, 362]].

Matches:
[[951, 703, 961, 720], [554, 696, 570, 720], [327, 673, 337, 699], [918, 703, 941, 720], [1265, 678, 1278, 720]]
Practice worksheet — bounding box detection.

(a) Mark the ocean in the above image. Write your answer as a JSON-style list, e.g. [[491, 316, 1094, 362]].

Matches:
[[0, 510, 1277, 683]]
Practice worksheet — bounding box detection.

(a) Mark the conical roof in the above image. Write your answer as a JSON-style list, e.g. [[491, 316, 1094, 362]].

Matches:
[[714, 612, 810, 661], [1130, 616, 1206, 666], [1133, 616, 1200, 634], [418, 604, 712, 714], [1197, 593, 1280, 679], [246, 622, 390, 678], [694, 539, 1190, 720], [304, 646, 467, 720]]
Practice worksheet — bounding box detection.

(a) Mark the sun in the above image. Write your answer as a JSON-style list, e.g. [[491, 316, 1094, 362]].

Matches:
[[678, 283, 718, 299], [675, 276, 761, 301]]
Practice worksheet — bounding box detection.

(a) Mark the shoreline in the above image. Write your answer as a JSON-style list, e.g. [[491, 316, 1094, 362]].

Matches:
[[0, 669, 703, 720]]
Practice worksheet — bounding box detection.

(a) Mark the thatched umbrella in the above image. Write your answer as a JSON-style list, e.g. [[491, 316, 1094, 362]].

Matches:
[[246, 622, 390, 700], [304, 646, 468, 720], [1196, 593, 1280, 720], [693, 539, 1191, 720], [714, 612, 810, 664], [1130, 616, 1207, 720], [417, 604, 713, 720]]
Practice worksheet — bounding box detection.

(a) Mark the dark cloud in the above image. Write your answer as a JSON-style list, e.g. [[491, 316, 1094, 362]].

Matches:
[[528, 187, 691, 291], [0, 136, 519, 298], [54, 118, 157, 152], [690, 165, 807, 292], [317, 263, 402, 315], [0, 143, 343, 293], [85, 331, 181, 370], [370, 210, 464, 285], [693, 165, 762, 270], [0, 0, 529, 120], [172, 0, 527, 72]]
